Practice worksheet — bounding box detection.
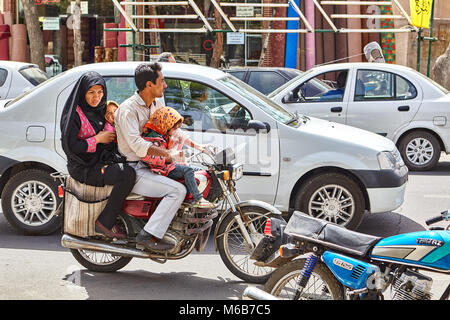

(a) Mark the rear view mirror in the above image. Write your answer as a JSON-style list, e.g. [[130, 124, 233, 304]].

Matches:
[[282, 91, 294, 103]]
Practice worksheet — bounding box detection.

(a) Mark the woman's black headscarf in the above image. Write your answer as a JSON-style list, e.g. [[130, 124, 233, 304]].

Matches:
[[60, 71, 107, 166]]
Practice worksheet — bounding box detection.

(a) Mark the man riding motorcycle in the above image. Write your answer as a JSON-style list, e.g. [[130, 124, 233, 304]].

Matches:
[[114, 62, 212, 252]]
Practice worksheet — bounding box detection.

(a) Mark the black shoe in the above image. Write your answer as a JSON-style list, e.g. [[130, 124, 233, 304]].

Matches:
[[135, 229, 175, 252]]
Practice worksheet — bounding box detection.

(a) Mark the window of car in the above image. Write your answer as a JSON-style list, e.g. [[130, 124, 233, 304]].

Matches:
[[247, 71, 286, 95], [354, 69, 417, 101], [227, 70, 246, 81], [19, 66, 49, 86], [0, 68, 8, 87], [287, 70, 349, 103], [219, 75, 295, 124], [165, 78, 253, 133], [104, 76, 137, 104]]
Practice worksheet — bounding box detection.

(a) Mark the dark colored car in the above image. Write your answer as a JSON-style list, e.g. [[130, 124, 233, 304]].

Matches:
[[224, 67, 303, 95]]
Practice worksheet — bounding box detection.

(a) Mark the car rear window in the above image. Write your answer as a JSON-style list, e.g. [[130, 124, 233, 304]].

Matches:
[[19, 66, 49, 86], [0, 68, 7, 86]]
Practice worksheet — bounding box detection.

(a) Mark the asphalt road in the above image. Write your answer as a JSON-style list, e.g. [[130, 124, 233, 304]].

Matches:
[[1, 156, 450, 300]]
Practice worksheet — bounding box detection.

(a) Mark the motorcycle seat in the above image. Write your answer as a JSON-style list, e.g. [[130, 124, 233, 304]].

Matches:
[[285, 211, 382, 257]]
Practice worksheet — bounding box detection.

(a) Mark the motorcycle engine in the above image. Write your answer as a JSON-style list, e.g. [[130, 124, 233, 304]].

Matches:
[[392, 269, 433, 300]]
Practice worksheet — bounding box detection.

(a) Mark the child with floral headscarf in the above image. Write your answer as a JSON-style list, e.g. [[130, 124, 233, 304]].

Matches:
[[141, 107, 215, 209]]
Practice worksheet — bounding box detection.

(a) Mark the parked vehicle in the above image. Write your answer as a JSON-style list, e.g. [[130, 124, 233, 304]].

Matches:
[[0, 62, 407, 236], [59, 147, 280, 283], [225, 67, 303, 95], [45, 54, 63, 77], [269, 62, 450, 171], [0, 61, 49, 100], [244, 210, 450, 300]]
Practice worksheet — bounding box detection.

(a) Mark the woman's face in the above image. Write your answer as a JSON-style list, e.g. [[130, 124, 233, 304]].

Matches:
[[85, 85, 104, 107]]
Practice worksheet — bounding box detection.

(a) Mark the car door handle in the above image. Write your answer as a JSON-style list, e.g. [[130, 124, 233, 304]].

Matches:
[[398, 105, 410, 112], [330, 107, 342, 113]]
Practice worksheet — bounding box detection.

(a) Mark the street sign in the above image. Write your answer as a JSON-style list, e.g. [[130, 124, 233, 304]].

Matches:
[[42, 17, 60, 31], [227, 32, 245, 45], [410, 0, 433, 28]]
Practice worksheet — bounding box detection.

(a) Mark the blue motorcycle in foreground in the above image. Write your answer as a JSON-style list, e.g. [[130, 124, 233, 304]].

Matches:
[[244, 210, 449, 300]]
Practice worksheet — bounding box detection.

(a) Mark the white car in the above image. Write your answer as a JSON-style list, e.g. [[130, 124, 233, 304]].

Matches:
[[269, 62, 450, 171], [0, 62, 407, 235], [0, 61, 49, 100]]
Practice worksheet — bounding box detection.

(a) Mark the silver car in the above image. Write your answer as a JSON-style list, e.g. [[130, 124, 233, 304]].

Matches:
[[0, 62, 407, 235], [269, 62, 450, 171], [0, 61, 49, 100]]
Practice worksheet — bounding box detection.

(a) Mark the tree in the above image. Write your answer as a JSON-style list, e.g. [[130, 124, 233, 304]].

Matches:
[[21, 0, 45, 71], [72, 0, 84, 67]]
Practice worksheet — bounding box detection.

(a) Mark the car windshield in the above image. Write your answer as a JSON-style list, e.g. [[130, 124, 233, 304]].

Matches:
[[267, 69, 315, 98], [19, 66, 49, 86], [3, 71, 66, 109], [218, 75, 296, 124]]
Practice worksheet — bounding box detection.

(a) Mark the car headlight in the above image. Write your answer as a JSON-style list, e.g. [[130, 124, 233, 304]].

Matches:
[[377, 149, 404, 170]]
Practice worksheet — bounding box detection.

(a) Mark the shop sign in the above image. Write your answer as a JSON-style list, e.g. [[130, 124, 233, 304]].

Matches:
[[227, 32, 245, 45], [70, 1, 89, 15], [42, 17, 60, 30], [236, 6, 254, 17]]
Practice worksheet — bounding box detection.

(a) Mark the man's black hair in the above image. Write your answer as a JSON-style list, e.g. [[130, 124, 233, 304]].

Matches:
[[135, 62, 162, 91]]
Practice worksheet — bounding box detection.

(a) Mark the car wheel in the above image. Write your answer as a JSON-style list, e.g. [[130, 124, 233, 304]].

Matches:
[[1, 169, 62, 235], [398, 131, 440, 171], [294, 172, 365, 230]]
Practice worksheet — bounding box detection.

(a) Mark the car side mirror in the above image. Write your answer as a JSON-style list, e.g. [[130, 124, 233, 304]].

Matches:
[[282, 91, 294, 104], [247, 120, 271, 133]]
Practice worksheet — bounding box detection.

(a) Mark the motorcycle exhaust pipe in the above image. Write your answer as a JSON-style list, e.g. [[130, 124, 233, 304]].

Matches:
[[61, 233, 154, 259], [242, 286, 279, 300]]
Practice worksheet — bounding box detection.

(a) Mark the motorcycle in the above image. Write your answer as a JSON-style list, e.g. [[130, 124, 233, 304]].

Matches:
[[53, 147, 282, 283], [243, 210, 450, 300]]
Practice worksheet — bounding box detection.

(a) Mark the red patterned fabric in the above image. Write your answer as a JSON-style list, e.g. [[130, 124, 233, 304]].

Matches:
[[141, 135, 176, 176], [75, 106, 97, 153]]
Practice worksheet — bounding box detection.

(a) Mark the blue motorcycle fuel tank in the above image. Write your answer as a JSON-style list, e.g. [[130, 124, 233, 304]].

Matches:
[[370, 231, 450, 271]]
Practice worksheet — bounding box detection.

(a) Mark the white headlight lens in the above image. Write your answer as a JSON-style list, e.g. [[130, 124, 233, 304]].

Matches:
[[377, 151, 401, 170]]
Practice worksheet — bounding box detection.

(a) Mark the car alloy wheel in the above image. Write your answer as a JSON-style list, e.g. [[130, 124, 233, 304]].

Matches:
[[308, 184, 355, 225], [11, 180, 57, 226], [405, 137, 434, 167]]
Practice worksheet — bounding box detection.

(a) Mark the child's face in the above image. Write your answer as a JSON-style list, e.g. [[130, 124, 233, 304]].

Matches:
[[105, 104, 118, 124], [167, 121, 182, 136]]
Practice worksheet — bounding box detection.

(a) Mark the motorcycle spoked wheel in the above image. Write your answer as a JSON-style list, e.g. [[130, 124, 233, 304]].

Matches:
[[70, 213, 134, 273], [264, 258, 344, 300], [216, 206, 279, 284]]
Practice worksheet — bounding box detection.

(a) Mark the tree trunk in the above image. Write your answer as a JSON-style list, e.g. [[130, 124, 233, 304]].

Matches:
[[73, 0, 84, 67], [20, 0, 45, 71], [210, 7, 223, 68]]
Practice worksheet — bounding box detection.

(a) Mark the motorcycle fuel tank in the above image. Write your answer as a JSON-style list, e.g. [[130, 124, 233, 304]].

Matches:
[[370, 231, 450, 272]]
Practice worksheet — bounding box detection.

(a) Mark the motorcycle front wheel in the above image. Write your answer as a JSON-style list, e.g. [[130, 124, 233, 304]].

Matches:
[[216, 205, 278, 284], [264, 258, 344, 300], [69, 213, 133, 273]]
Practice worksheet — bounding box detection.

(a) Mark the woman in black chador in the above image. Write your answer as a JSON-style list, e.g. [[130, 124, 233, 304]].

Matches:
[[60, 71, 135, 239]]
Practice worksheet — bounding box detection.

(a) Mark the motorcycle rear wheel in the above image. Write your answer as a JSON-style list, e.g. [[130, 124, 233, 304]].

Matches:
[[216, 206, 278, 284], [264, 258, 344, 300], [69, 213, 133, 273]]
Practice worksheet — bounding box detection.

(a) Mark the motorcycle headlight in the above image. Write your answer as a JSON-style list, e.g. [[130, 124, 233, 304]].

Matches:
[[230, 164, 244, 180], [377, 150, 404, 170]]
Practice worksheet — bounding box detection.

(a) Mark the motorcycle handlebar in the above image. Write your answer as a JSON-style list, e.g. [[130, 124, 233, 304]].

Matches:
[[425, 209, 450, 226], [426, 215, 444, 226]]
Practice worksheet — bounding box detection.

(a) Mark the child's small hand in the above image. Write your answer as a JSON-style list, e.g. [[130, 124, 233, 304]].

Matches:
[[169, 149, 184, 163]]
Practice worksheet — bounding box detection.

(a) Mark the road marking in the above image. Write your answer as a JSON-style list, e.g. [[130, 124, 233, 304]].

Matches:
[[424, 195, 450, 198]]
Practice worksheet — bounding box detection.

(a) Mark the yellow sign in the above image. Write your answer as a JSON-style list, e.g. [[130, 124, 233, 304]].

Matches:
[[410, 0, 434, 28]]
